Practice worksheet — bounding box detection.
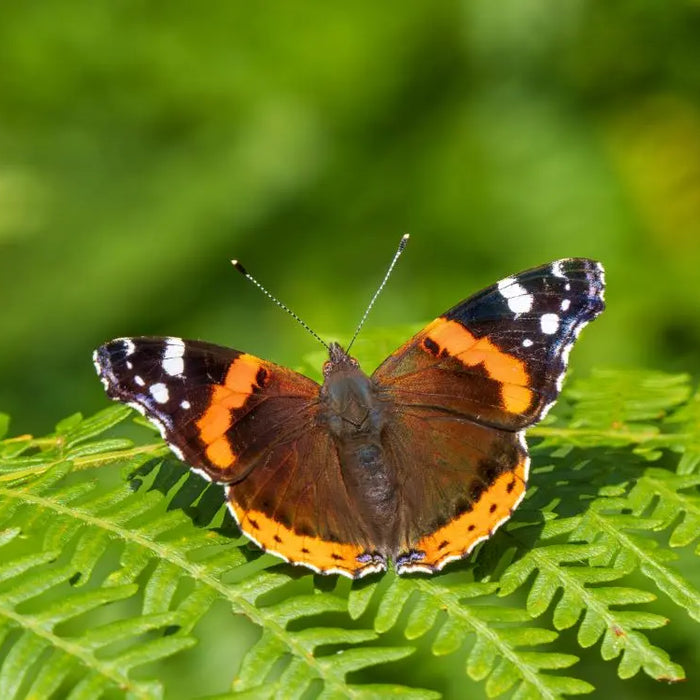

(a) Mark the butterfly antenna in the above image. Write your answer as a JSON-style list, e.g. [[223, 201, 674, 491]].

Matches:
[[232, 260, 330, 351], [346, 234, 409, 353]]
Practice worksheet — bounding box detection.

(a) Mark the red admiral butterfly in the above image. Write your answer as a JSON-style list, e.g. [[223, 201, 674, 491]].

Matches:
[[94, 241, 604, 578]]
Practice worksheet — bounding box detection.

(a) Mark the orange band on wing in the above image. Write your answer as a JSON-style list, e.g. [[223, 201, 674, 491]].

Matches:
[[205, 435, 236, 467], [425, 319, 531, 413], [196, 354, 263, 467], [227, 499, 384, 578], [399, 456, 528, 573]]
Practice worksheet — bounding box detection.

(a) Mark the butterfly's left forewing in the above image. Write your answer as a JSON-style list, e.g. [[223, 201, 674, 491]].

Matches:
[[374, 258, 605, 573]]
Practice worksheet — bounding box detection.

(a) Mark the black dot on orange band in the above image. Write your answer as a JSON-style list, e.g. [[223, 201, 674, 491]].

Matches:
[[423, 337, 441, 355], [301, 547, 310, 554], [437, 540, 449, 551], [468, 524, 476, 531], [489, 503, 497, 513], [273, 534, 282, 543], [331, 553, 343, 561], [255, 367, 269, 388], [506, 480, 516, 493], [248, 518, 260, 530]]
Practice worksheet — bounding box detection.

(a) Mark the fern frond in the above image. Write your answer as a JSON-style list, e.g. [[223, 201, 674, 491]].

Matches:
[[2, 368, 699, 698], [664, 387, 700, 474], [625, 467, 700, 549], [532, 370, 691, 460], [0, 408, 433, 698], [0, 527, 192, 699], [497, 520, 684, 681], [349, 575, 593, 699]]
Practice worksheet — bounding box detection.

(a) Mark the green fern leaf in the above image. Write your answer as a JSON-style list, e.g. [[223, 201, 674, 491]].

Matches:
[[0, 411, 433, 698], [2, 366, 699, 697], [356, 575, 592, 698], [0, 527, 192, 700], [532, 370, 692, 460]]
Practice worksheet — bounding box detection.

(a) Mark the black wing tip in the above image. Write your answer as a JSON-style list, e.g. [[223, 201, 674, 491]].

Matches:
[[92, 338, 141, 397]]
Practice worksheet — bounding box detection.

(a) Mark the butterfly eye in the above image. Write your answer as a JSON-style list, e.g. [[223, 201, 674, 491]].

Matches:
[[322, 360, 332, 376]]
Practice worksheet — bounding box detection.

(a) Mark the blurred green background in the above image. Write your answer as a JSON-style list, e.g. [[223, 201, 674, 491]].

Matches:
[[1, 1, 699, 696], [2, 0, 700, 436]]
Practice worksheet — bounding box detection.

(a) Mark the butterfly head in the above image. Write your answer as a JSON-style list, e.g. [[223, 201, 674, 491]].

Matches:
[[323, 342, 360, 378]]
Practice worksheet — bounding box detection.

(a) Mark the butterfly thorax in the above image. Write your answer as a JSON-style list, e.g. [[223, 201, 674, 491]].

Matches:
[[318, 343, 399, 548]]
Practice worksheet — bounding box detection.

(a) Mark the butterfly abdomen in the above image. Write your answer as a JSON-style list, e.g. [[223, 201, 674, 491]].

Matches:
[[318, 360, 401, 549]]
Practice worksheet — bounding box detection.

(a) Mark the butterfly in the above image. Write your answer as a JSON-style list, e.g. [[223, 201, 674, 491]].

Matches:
[[94, 252, 604, 578]]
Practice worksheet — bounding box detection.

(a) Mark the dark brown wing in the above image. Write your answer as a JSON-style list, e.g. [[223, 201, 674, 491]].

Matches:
[[94, 337, 386, 578], [382, 409, 528, 573], [372, 259, 604, 572], [226, 425, 386, 577]]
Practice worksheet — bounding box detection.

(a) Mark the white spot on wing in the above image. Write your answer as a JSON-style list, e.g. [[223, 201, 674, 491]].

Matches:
[[92, 350, 102, 375], [552, 260, 566, 278], [497, 277, 533, 314], [560, 298, 571, 311], [595, 261, 606, 301], [522, 338, 533, 348], [540, 313, 560, 335], [134, 375, 145, 387], [163, 337, 186, 376], [163, 356, 184, 376], [120, 338, 136, 356], [180, 400, 191, 410], [149, 382, 169, 404]]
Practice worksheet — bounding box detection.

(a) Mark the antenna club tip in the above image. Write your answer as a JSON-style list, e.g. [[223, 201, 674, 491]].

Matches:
[[231, 260, 248, 275], [399, 233, 410, 250]]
